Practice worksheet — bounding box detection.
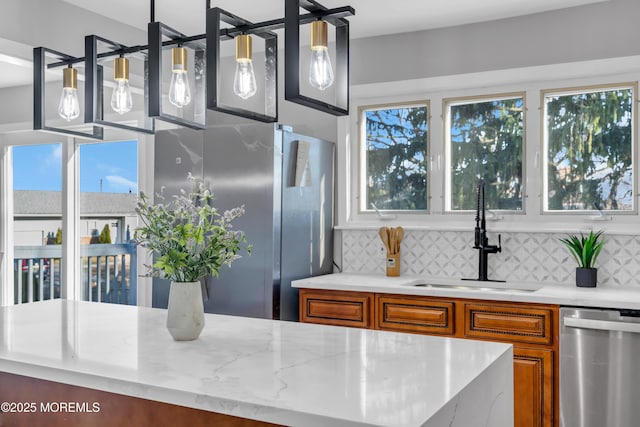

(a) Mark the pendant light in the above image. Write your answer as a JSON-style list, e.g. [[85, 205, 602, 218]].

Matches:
[[110, 56, 133, 114], [308, 20, 334, 91], [58, 66, 80, 121], [169, 47, 191, 108], [36, 0, 354, 138], [233, 34, 257, 100]]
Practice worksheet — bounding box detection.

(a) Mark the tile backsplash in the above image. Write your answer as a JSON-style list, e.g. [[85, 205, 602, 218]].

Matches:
[[340, 229, 640, 288]]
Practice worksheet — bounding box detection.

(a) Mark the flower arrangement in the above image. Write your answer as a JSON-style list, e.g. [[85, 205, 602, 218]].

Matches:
[[134, 178, 250, 283]]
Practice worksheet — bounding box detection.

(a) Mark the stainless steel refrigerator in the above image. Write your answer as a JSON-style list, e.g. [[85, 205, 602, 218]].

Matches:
[[152, 123, 334, 321]]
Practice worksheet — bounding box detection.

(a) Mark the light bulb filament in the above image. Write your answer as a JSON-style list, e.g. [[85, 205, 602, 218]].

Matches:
[[111, 57, 133, 114], [308, 20, 334, 91], [58, 67, 80, 122], [234, 59, 257, 100], [169, 47, 191, 108], [233, 35, 257, 100]]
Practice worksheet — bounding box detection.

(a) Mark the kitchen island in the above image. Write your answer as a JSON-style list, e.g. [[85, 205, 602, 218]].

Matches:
[[0, 300, 513, 427]]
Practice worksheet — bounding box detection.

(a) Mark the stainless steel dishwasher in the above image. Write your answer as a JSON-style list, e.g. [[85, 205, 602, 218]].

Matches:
[[560, 307, 640, 427]]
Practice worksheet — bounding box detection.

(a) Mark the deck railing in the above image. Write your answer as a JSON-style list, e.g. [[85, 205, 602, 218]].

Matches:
[[13, 243, 137, 306]]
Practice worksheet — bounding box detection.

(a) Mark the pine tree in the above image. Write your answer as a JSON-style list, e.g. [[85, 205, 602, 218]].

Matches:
[[98, 224, 112, 244]]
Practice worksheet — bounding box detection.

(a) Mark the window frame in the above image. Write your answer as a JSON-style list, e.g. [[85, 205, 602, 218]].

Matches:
[[357, 100, 431, 214], [443, 91, 527, 214], [342, 59, 640, 232], [540, 82, 638, 215], [0, 131, 152, 307]]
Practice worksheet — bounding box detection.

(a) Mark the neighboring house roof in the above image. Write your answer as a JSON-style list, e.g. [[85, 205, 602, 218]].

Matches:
[[14, 190, 137, 217]]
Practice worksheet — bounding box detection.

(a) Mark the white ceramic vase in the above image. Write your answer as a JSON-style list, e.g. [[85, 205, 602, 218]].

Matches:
[[167, 281, 205, 341]]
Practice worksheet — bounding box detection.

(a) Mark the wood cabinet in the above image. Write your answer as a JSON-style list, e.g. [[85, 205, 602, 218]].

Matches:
[[463, 302, 554, 346], [461, 301, 558, 427], [299, 289, 374, 328], [513, 347, 554, 427], [376, 294, 455, 335], [299, 289, 559, 427]]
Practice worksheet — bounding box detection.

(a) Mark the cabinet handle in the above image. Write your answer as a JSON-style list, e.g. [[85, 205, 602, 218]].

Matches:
[[564, 316, 640, 334]]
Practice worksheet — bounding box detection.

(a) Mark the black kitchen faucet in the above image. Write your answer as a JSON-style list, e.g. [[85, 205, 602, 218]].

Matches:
[[464, 179, 504, 282]]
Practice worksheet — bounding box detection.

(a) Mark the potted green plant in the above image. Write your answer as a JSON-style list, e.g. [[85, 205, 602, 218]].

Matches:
[[135, 178, 250, 340], [559, 230, 604, 287]]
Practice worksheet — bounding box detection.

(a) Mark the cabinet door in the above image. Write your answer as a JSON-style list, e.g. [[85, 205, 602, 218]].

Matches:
[[376, 294, 455, 335], [299, 289, 374, 328], [513, 347, 554, 427], [464, 302, 555, 346]]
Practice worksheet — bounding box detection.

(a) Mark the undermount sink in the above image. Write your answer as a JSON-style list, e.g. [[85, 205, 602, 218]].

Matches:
[[409, 281, 542, 293]]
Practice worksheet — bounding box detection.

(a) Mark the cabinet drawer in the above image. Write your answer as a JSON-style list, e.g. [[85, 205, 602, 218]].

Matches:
[[464, 303, 555, 345], [300, 289, 374, 328], [376, 295, 454, 335]]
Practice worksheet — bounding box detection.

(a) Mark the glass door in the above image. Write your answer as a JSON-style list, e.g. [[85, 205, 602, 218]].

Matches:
[[12, 143, 63, 304], [78, 140, 138, 305]]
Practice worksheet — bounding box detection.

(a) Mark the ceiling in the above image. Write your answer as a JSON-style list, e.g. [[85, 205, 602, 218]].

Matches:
[[62, 0, 606, 39], [0, 0, 607, 89]]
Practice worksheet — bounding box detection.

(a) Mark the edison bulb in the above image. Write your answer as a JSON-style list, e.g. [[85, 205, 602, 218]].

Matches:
[[111, 79, 133, 114], [58, 67, 80, 121], [111, 57, 133, 114], [233, 59, 257, 100], [169, 71, 191, 108], [58, 87, 80, 122], [309, 46, 334, 90]]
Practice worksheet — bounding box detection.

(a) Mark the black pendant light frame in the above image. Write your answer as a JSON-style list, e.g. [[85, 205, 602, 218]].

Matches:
[[33, 0, 354, 138], [284, 0, 350, 116], [85, 35, 155, 134], [34, 47, 104, 140], [148, 22, 207, 130], [206, 7, 278, 123]]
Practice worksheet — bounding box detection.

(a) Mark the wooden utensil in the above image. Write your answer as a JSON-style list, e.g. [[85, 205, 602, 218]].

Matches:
[[379, 227, 390, 252], [389, 228, 396, 255], [396, 226, 404, 253]]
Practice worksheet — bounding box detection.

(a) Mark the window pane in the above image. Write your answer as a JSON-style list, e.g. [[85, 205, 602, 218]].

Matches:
[[545, 87, 633, 211], [12, 143, 62, 304], [448, 96, 524, 211], [79, 140, 138, 305], [363, 104, 428, 211]]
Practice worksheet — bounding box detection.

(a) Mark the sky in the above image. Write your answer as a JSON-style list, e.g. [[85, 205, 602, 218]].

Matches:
[[12, 140, 138, 193]]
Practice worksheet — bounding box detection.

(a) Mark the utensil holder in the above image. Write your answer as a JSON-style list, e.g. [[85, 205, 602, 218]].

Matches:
[[386, 251, 400, 277]]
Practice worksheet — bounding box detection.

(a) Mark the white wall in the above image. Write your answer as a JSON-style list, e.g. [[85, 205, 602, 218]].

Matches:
[[0, 0, 146, 56], [349, 0, 640, 85]]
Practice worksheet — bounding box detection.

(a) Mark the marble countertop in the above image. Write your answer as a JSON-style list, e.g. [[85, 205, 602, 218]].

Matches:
[[292, 273, 640, 310], [0, 300, 513, 427]]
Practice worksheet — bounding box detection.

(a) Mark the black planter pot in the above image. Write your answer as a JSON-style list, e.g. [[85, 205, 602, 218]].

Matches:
[[576, 267, 597, 287]]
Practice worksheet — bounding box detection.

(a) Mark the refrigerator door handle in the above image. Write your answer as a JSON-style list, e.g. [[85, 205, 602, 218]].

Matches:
[[564, 316, 640, 334]]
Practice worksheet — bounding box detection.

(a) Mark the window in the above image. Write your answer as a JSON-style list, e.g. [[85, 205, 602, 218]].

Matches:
[[12, 143, 63, 303], [6, 139, 141, 306], [543, 84, 635, 212], [79, 140, 138, 305], [445, 94, 524, 211], [360, 102, 428, 211]]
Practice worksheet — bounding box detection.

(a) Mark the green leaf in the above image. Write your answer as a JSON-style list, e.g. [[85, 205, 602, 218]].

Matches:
[[559, 230, 604, 268], [133, 178, 250, 282]]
